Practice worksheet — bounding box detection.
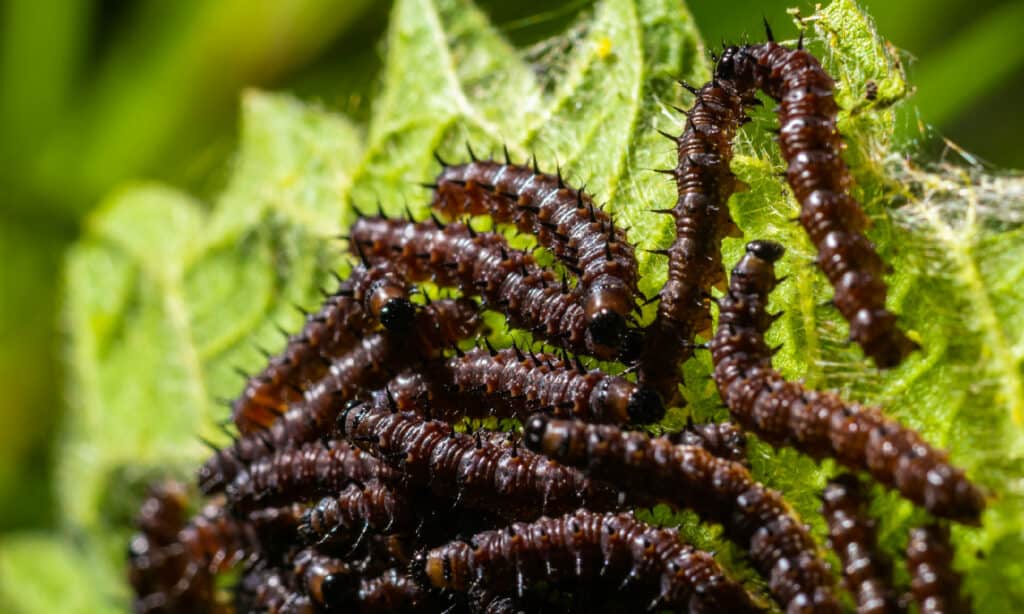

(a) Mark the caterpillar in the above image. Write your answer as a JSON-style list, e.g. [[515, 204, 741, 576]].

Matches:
[[669, 420, 749, 466], [231, 262, 415, 434], [133, 481, 190, 548], [243, 504, 306, 562], [713, 41, 917, 367], [906, 525, 970, 614], [225, 440, 397, 514], [355, 569, 432, 612], [375, 367, 491, 423], [235, 566, 311, 614], [241, 557, 429, 613], [350, 215, 619, 359], [291, 548, 354, 607], [291, 550, 435, 612], [380, 345, 664, 426], [299, 481, 413, 548], [468, 589, 526, 614], [638, 72, 752, 405], [710, 240, 985, 522], [129, 483, 193, 613], [415, 509, 759, 613], [429, 156, 639, 351], [821, 474, 901, 614], [522, 415, 839, 612], [444, 346, 663, 424], [198, 297, 480, 494], [129, 500, 250, 613], [337, 389, 624, 520]]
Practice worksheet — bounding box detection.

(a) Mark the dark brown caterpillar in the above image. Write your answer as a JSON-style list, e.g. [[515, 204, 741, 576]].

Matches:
[[669, 420, 749, 466], [231, 262, 414, 434], [132, 501, 306, 613], [351, 215, 617, 358], [638, 74, 752, 405], [133, 481, 190, 548], [522, 415, 839, 613], [444, 346, 663, 424], [710, 241, 985, 522], [430, 157, 639, 350], [714, 42, 917, 367], [199, 298, 480, 493], [416, 509, 759, 613], [236, 566, 311, 614], [355, 569, 432, 612], [293, 553, 430, 613], [821, 474, 902, 614], [380, 346, 663, 427], [337, 389, 623, 521], [299, 481, 413, 548], [358, 368, 492, 424], [244, 504, 306, 561], [467, 587, 529, 614], [906, 525, 971, 614], [291, 548, 355, 607], [128, 500, 250, 613], [359, 265, 418, 333], [129, 482, 193, 613], [225, 440, 397, 514]]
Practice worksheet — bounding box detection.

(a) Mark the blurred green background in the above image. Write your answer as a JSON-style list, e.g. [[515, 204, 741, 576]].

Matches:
[[0, 0, 1021, 534]]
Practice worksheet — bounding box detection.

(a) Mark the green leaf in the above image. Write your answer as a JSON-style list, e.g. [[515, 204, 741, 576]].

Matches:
[[57, 93, 363, 538], [34, 0, 1024, 611], [0, 535, 123, 614]]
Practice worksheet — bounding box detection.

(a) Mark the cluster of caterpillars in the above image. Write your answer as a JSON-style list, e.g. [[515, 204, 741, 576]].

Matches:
[[129, 27, 983, 614]]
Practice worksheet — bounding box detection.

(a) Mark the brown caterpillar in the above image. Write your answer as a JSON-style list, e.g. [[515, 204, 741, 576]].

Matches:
[[429, 156, 639, 350], [291, 548, 355, 607], [638, 74, 752, 405], [133, 501, 307, 609], [522, 415, 839, 612], [128, 500, 250, 613], [354, 569, 432, 612], [225, 440, 397, 514], [235, 566, 311, 614], [129, 483, 193, 613], [380, 346, 663, 427], [416, 509, 759, 613], [199, 298, 480, 494], [467, 587, 529, 614], [337, 389, 623, 521], [133, 481, 190, 548], [231, 262, 414, 434], [906, 525, 971, 614], [669, 420, 749, 466], [345, 367, 491, 425], [293, 555, 431, 613], [132, 501, 306, 613], [821, 474, 902, 614], [710, 240, 985, 522], [350, 215, 619, 358], [299, 481, 413, 548], [713, 41, 917, 367], [444, 346, 663, 424], [244, 504, 306, 562]]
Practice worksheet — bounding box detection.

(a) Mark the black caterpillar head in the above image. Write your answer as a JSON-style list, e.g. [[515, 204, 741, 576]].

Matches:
[[378, 298, 417, 333], [628, 388, 665, 424], [522, 414, 549, 452], [321, 571, 357, 605], [714, 45, 762, 97], [746, 240, 785, 263]]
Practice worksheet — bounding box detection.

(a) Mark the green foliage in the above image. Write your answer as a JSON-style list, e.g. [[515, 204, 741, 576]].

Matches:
[[1, 0, 1021, 610], [0, 0, 375, 533]]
